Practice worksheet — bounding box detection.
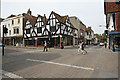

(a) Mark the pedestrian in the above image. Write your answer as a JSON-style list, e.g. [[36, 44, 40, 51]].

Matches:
[[81, 41, 87, 55], [43, 40, 48, 52], [105, 41, 107, 48], [78, 41, 83, 54], [112, 41, 115, 52], [61, 42, 64, 49]]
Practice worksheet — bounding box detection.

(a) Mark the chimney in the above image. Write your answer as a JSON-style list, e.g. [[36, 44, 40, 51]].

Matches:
[[27, 8, 32, 16], [44, 14, 46, 17]]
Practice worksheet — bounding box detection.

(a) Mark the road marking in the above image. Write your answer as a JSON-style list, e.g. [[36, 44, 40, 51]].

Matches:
[[27, 59, 94, 71], [2, 70, 23, 78], [25, 50, 43, 53], [8, 50, 43, 54]]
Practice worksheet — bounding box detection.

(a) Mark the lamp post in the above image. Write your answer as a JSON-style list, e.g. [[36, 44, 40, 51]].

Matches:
[[48, 31, 52, 47], [2, 25, 5, 56], [2, 25, 8, 56], [99, 25, 110, 48]]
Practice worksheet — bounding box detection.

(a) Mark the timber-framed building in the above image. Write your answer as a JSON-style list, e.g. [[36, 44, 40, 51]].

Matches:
[[24, 11, 78, 47]]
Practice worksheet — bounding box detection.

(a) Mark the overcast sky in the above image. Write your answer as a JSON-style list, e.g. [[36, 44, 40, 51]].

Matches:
[[1, 0, 106, 34]]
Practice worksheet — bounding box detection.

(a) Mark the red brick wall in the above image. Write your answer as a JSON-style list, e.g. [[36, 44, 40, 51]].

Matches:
[[104, 1, 120, 14], [116, 12, 120, 31]]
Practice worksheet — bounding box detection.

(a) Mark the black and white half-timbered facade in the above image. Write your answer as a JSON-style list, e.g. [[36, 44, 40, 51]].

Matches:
[[24, 11, 78, 47]]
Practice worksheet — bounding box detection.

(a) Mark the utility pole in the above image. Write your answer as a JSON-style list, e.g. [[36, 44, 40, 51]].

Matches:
[[2, 25, 8, 56], [2, 25, 4, 56]]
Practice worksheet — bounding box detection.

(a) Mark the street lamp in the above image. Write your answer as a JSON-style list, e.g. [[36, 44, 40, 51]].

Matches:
[[99, 25, 106, 27]]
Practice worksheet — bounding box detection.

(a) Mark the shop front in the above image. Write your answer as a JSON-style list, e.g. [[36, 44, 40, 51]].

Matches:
[[109, 31, 120, 51], [4, 36, 23, 46]]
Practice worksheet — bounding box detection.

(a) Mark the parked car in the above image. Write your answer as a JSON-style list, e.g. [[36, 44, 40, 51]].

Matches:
[[99, 42, 104, 46], [93, 42, 98, 45]]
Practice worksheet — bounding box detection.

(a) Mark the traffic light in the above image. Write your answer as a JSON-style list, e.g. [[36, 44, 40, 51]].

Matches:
[[104, 30, 108, 35], [4, 27, 8, 33]]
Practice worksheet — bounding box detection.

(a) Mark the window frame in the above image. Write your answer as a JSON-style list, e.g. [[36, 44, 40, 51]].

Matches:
[[50, 26, 56, 32], [37, 27, 42, 33], [18, 18, 20, 24], [26, 29, 30, 34], [12, 20, 14, 25], [14, 28, 19, 34]]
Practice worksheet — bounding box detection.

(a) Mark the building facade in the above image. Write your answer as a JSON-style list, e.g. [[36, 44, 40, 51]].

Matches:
[[1, 14, 23, 46], [69, 16, 86, 43], [104, 0, 120, 50], [24, 11, 78, 47], [85, 27, 94, 45], [1, 9, 36, 46]]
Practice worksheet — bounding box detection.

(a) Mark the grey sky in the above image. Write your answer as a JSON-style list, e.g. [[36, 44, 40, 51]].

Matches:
[[1, 0, 106, 34]]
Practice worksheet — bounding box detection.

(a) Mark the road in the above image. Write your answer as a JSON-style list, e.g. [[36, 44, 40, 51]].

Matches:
[[1, 45, 118, 79]]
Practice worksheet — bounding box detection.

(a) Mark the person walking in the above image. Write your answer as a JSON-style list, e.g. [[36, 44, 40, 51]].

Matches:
[[105, 41, 107, 48], [81, 41, 87, 55], [43, 40, 48, 52], [112, 41, 115, 52], [61, 42, 64, 49], [78, 41, 83, 54]]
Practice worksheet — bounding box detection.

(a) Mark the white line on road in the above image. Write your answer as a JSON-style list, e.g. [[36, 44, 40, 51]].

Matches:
[[25, 50, 43, 53], [8, 50, 43, 55], [2, 70, 23, 78], [27, 59, 94, 71]]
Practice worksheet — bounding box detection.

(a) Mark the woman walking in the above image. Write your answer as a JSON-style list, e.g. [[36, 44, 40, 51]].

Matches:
[[81, 41, 87, 55], [78, 41, 83, 54]]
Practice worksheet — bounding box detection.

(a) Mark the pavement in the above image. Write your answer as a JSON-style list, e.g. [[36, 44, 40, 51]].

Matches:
[[1, 45, 118, 79]]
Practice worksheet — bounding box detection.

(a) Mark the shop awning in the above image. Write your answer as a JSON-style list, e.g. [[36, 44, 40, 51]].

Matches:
[[109, 31, 120, 35]]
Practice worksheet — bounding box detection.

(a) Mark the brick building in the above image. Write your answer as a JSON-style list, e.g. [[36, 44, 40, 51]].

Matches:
[[104, 0, 120, 51]]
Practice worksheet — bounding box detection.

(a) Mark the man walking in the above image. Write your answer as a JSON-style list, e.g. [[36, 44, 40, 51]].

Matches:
[[105, 41, 107, 48], [43, 40, 48, 52]]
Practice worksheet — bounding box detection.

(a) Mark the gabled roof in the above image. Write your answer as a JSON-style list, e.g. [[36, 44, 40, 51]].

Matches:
[[38, 15, 47, 24], [7, 14, 16, 18], [62, 15, 68, 23], [51, 11, 63, 23], [23, 13, 37, 27], [86, 27, 94, 32], [50, 11, 76, 29], [0, 18, 4, 25]]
